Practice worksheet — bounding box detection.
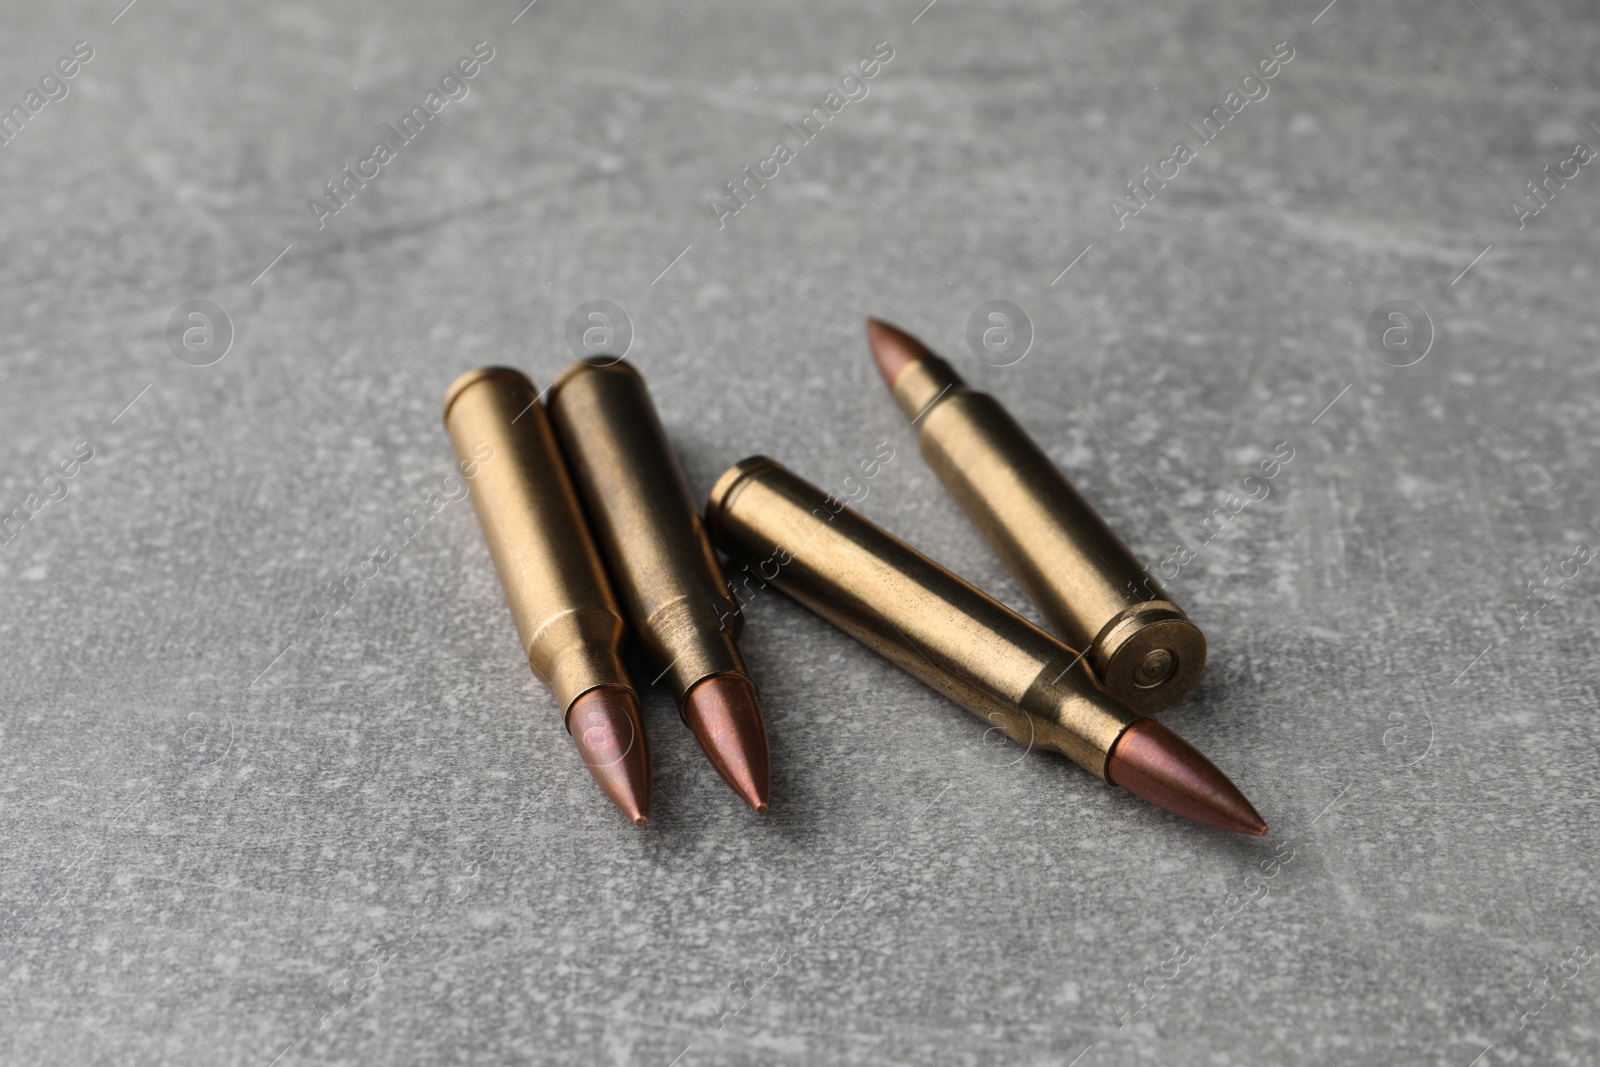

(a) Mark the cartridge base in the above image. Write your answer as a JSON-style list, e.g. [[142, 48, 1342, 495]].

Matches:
[[1092, 602, 1206, 713]]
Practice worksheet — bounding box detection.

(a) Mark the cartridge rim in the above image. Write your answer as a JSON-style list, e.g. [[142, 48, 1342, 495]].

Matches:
[[706, 456, 784, 535], [546, 356, 641, 407], [1093, 602, 1207, 712], [441, 365, 537, 424]]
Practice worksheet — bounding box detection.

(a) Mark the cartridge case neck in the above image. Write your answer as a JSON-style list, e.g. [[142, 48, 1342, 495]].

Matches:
[[890, 352, 966, 423]]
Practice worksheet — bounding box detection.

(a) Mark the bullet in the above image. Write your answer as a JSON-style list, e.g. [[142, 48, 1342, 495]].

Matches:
[[547, 359, 770, 812], [705, 457, 1264, 835], [442, 367, 650, 826], [866, 319, 1206, 713]]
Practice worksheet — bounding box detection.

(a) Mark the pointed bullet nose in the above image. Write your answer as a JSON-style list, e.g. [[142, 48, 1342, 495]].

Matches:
[[1106, 718, 1267, 836], [865, 318, 934, 388], [567, 686, 651, 826], [682, 673, 771, 812]]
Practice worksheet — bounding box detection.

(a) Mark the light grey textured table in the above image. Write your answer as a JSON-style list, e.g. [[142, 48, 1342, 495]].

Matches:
[[3, 2, 1597, 1064]]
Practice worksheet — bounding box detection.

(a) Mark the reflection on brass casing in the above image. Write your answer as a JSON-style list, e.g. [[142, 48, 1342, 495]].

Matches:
[[546, 359, 748, 706], [892, 353, 1205, 712], [442, 366, 634, 715], [705, 457, 1136, 778]]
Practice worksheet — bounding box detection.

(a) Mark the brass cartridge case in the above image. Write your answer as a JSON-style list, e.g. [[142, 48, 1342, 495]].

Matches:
[[545, 359, 749, 705], [889, 349, 1205, 712], [441, 366, 635, 713], [706, 457, 1137, 778]]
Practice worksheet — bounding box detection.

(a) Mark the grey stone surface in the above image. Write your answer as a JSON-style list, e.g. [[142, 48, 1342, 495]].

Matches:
[[2, 1, 1598, 1064]]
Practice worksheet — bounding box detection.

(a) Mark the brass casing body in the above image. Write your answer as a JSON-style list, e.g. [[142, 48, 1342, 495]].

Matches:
[[546, 359, 748, 706], [892, 354, 1206, 712], [442, 366, 635, 716], [706, 457, 1137, 778]]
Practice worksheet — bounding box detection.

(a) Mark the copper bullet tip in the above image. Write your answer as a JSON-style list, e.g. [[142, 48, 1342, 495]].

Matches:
[[682, 673, 771, 812], [1106, 718, 1267, 836], [567, 686, 651, 826], [865, 318, 936, 388]]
